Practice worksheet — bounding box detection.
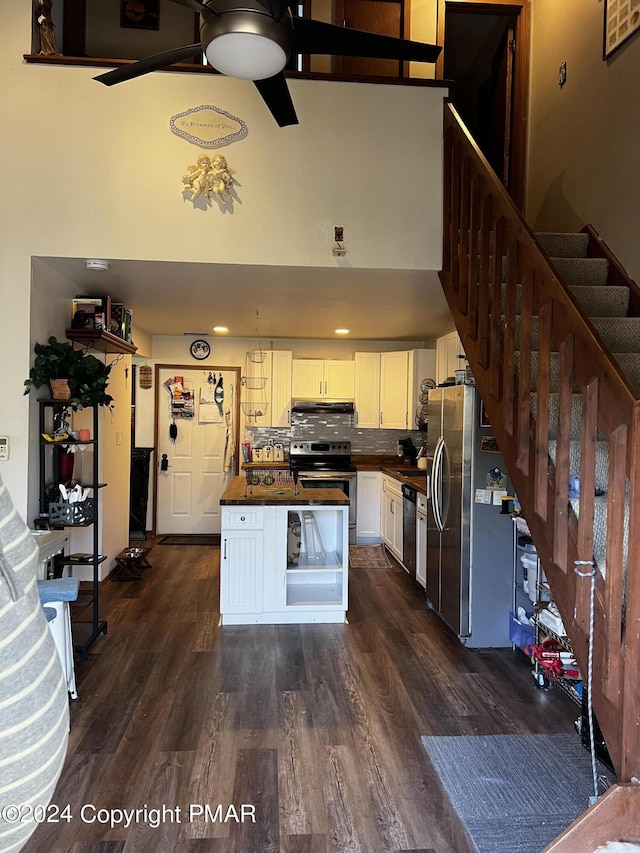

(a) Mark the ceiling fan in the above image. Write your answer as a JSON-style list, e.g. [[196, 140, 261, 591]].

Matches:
[[95, 0, 441, 127]]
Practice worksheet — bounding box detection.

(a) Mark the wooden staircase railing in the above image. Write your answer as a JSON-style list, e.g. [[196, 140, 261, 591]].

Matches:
[[440, 103, 640, 789]]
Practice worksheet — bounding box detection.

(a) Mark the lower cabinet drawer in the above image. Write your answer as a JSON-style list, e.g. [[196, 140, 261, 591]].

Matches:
[[222, 507, 264, 530]]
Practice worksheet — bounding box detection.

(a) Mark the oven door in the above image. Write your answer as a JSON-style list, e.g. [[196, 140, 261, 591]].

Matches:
[[297, 472, 357, 544]]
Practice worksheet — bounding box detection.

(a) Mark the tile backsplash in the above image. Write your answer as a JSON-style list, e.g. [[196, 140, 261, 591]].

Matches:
[[247, 413, 427, 456]]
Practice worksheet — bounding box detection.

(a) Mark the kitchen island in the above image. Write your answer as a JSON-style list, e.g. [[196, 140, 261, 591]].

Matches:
[[219, 477, 349, 625]]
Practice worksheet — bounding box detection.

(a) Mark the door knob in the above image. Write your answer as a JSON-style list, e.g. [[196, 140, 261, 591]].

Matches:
[[160, 453, 169, 471]]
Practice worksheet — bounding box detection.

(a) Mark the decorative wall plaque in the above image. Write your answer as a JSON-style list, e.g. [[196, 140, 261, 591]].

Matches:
[[170, 105, 247, 148]]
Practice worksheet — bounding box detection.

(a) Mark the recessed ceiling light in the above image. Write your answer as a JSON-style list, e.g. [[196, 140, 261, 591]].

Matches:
[[335, 328, 350, 335], [213, 326, 229, 333]]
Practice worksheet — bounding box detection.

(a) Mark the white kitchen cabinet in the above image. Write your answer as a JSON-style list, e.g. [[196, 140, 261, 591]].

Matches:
[[241, 350, 292, 428], [356, 471, 381, 541], [356, 349, 435, 430], [220, 528, 264, 614], [220, 503, 348, 624], [380, 351, 409, 429], [270, 350, 293, 427], [354, 352, 381, 428], [381, 475, 403, 561], [436, 329, 464, 386], [292, 359, 355, 399], [324, 360, 355, 398]]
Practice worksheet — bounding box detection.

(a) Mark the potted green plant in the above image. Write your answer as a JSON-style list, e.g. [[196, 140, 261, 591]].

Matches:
[[24, 336, 114, 409]]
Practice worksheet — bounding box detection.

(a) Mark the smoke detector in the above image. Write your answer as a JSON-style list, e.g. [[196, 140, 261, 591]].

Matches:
[[85, 259, 110, 271]]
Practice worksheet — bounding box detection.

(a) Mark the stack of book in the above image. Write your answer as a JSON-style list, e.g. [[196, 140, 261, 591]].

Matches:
[[70, 297, 133, 342]]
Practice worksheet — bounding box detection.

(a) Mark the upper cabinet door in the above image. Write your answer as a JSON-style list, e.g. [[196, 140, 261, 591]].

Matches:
[[292, 359, 324, 398], [291, 359, 355, 399], [436, 330, 463, 385], [380, 351, 408, 430], [271, 351, 293, 427], [354, 352, 381, 428], [324, 360, 355, 399]]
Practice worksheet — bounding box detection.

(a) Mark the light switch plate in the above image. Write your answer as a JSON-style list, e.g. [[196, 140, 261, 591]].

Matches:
[[0, 436, 8, 461]]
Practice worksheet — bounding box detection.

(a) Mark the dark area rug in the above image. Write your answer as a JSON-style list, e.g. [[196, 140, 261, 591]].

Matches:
[[349, 544, 392, 568], [421, 733, 616, 853], [157, 534, 220, 546]]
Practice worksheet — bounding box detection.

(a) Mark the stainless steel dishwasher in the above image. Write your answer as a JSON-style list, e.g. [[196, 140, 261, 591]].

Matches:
[[401, 484, 417, 576]]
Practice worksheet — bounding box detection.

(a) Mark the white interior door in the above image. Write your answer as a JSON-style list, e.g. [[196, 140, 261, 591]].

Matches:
[[156, 367, 237, 534]]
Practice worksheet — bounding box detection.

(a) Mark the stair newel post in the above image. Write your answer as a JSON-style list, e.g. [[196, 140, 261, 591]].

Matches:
[[620, 401, 640, 782], [602, 423, 627, 703]]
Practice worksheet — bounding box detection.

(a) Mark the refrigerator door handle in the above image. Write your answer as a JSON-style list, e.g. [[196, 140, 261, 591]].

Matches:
[[432, 436, 445, 532], [439, 439, 451, 528]]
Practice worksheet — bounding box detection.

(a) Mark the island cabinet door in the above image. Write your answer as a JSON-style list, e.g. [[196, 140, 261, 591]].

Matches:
[[220, 530, 264, 613], [262, 507, 287, 612]]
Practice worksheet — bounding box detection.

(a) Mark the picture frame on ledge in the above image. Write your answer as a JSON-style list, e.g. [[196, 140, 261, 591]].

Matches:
[[604, 0, 640, 58], [120, 0, 160, 30]]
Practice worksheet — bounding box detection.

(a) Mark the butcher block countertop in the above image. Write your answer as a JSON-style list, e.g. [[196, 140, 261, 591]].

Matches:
[[352, 455, 430, 495], [220, 477, 349, 506]]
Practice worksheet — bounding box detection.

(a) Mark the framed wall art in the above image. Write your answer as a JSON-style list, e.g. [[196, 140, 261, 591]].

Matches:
[[604, 0, 640, 58], [120, 0, 160, 30]]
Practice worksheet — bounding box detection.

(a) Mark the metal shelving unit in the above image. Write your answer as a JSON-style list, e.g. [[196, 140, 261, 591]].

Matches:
[[39, 401, 107, 658]]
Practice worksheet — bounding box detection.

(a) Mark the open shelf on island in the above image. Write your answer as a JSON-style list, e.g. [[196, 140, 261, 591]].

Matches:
[[287, 551, 343, 572], [286, 580, 344, 607]]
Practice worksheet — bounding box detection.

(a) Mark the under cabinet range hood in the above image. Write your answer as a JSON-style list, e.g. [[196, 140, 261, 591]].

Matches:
[[291, 399, 355, 414]]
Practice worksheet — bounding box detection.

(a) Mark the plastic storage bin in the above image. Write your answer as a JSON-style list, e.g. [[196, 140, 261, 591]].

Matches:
[[510, 611, 535, 651], [521, 553, 550, 603]]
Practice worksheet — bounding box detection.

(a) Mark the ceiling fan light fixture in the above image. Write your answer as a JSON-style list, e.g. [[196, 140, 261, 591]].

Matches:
[[201, 5, 292, 81], [206, 31, 287, 80]]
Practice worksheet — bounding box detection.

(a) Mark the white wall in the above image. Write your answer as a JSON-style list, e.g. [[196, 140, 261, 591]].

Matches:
[[1, 3, 447, 519], [527, 0, 640, 282]]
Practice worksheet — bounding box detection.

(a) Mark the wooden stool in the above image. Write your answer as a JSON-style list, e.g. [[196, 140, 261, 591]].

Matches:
[[111, 547, 152, 582]]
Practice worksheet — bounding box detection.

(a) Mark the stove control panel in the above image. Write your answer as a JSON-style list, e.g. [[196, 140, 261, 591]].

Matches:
[[290, 440, 351, 456]]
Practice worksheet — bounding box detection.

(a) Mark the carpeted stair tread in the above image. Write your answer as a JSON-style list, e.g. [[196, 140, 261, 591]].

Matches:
[[516, 316, 640, 352], [530, 392, 606, 441], [535, 232, 589, 258], [500, 284, 629, 317], [548, 257, 610, 287], [548, 439, 611, 494], [515, 350, 640, 396]]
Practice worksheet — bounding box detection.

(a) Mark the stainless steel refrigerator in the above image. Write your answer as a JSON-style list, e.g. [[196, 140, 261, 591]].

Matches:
[[426, 384, 514, 647]]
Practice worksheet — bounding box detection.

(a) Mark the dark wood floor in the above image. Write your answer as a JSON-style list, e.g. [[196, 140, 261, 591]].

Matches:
[[25, 541, 578, 852]]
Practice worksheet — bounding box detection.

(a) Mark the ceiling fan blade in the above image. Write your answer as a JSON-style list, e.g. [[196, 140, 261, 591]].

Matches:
[[253, 74, 298, 127], [252, 0, 290, 20], [94, 44, 203, 86], [291, 17, 441, 63], [169, 0, 217, 17]]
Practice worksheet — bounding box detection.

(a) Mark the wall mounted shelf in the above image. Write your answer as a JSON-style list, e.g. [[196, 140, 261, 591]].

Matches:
[[66, 329, 137, 354]]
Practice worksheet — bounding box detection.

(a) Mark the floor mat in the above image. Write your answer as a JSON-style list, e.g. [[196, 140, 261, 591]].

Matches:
[[349, 544, 392, 568], [157, 534, 220, 546], [421, 733, 616, 853]]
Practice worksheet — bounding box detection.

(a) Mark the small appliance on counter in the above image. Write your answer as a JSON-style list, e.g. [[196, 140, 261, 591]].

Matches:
[[397, 437, 418, 466], [416, 445, 428, 470]]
